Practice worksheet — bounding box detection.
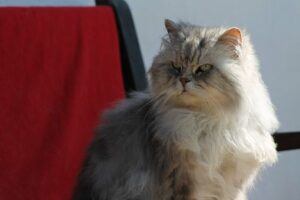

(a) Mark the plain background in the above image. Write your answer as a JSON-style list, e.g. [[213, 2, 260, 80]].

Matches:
[[0, 0, 299, 199]]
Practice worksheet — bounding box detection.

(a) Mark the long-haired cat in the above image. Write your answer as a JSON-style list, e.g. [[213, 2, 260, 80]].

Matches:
[[73, 19, 278, 200]]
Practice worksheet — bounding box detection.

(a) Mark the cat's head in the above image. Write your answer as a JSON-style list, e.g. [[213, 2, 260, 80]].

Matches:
[[149, 19, 250, 114]]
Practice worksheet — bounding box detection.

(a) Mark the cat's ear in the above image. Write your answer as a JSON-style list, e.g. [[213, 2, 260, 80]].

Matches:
[[218, 28, 242, 46], [217, 28, 242, 58], [165, 19, 179, 34], [164, 19, 182, 41]]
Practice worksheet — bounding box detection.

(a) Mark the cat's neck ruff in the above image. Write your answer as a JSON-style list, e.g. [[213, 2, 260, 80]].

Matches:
[[155, 107, 277, 167]]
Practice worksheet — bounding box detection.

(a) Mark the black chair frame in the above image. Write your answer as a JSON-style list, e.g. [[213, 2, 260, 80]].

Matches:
[[96, 0, 147, 93]]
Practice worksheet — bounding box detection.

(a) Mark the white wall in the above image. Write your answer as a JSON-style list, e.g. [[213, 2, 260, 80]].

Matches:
[[124, 0, 300, 199]]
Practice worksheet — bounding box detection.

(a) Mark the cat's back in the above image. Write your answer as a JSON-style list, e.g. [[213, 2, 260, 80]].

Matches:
[[73, 92, 156, 200], [89, 91, 156, 158], [94, 91, 154, 139]]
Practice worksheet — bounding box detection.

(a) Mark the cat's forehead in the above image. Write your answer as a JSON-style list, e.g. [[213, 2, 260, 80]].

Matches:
[[176, 39, 206, 66], [168, 26, 229, 65], [176, 33, 216, 65], [182, 27, 221, 44]]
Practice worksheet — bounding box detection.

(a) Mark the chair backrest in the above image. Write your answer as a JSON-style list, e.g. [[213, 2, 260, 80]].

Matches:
[[0, 7, 125, 200], [96, 0, 148, 92]]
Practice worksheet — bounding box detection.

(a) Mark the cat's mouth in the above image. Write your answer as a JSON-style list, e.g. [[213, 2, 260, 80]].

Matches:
[[179, 89, 194, 96], [181, 88, 187, 94]]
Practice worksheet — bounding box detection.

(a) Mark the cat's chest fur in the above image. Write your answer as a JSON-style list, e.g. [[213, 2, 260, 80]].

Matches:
[[163, 147, 259, 200], [154, 109, 261, 200]]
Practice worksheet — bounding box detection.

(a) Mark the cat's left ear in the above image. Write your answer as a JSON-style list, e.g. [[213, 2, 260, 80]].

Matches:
[[217, 28, 242, 58], [164, 19, 183, 42]]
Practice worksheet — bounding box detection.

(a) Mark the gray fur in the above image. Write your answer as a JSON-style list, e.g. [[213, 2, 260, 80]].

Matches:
[[73, 93, 168, 200]]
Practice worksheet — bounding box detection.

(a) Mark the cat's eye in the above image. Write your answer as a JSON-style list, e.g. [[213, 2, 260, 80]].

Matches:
[[171, 62, 182, 74], [195, 64, 213, 75]]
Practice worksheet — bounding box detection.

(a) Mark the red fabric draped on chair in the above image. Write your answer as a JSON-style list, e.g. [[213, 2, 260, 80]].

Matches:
[[0, 7, 125, 200]]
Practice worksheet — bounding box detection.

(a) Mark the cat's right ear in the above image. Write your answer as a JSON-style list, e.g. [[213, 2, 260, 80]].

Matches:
[[165, 19, 182, 42], [217, 28, 242, 47], [216, 28, 242, 59]]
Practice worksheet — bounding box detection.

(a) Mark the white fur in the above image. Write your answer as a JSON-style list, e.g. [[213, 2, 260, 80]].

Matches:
[[151, 25, 278, 200]]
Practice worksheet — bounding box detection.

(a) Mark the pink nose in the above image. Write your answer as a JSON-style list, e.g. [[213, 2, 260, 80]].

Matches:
[[179, 77, 191, 87]]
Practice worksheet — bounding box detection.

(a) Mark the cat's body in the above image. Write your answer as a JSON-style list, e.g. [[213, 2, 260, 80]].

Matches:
[[73, 20, 278, 200]]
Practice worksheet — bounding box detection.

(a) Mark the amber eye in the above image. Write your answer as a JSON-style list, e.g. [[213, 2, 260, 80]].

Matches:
[[171, 62, 182, 74], [195, 64, 213, 75]]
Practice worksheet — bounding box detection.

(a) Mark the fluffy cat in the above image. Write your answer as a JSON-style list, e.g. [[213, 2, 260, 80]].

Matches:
[[73, 19, 278, 200]]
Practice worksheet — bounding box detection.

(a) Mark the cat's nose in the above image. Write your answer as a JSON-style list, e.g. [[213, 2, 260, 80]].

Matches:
[[179, 77, 191, 87]]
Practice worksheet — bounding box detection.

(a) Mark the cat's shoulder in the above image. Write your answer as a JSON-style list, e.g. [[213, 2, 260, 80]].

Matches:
[[99, 91, 153, 126], [91, 91, 153, 149]]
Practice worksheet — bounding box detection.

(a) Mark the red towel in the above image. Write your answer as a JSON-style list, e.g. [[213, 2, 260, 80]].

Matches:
[[0, 7, 124, 200]]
